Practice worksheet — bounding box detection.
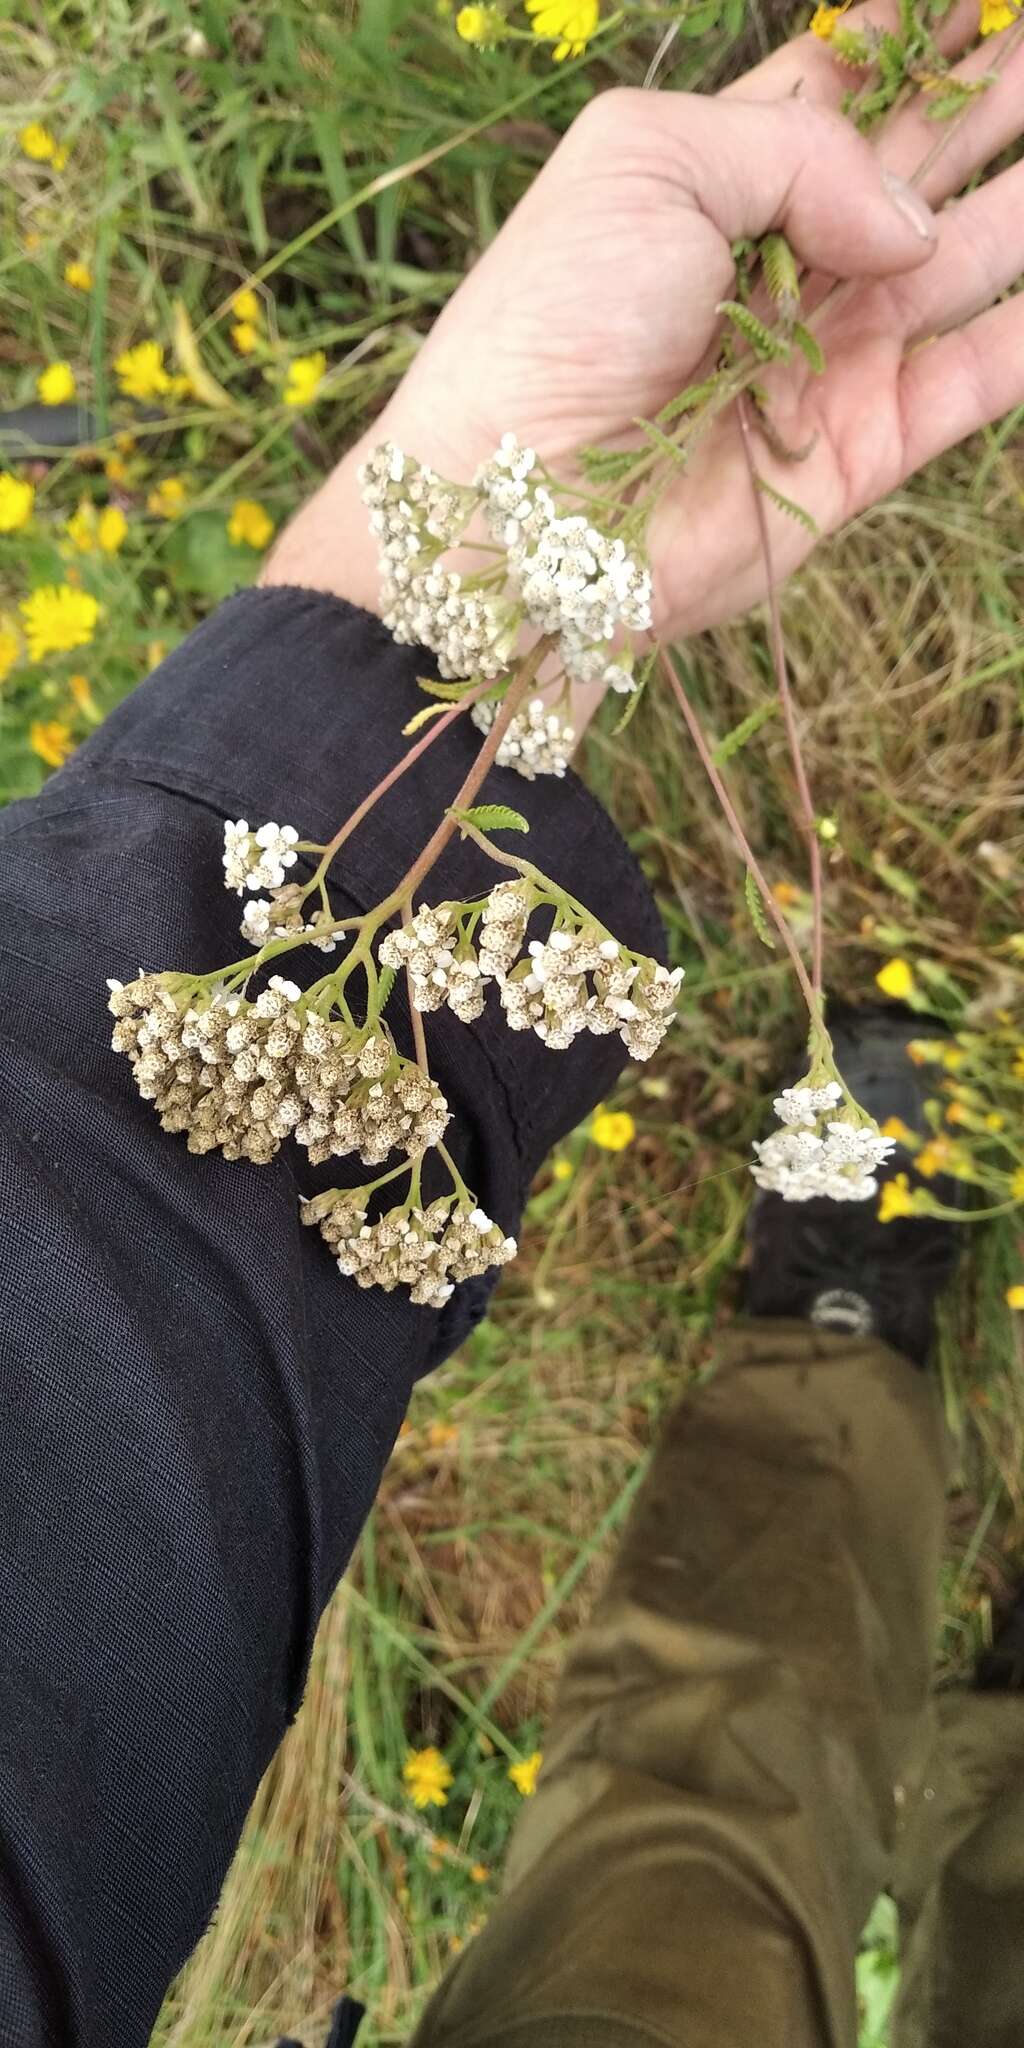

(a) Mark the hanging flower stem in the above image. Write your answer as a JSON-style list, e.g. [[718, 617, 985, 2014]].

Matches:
[[659, 647, 822, 1027], [736, 395, 824, 998]]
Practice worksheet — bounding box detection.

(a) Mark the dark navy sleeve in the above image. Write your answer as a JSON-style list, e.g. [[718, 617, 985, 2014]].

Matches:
[[0, 586, 664, 2048]]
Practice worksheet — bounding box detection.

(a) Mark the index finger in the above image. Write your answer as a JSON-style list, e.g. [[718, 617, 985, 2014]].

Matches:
[[720, 0, 988, 108]]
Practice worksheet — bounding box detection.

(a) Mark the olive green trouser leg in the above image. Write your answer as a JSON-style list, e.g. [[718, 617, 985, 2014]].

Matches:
[[890, 1686, 1024, 2048], [409, 1319, 952, 2048]]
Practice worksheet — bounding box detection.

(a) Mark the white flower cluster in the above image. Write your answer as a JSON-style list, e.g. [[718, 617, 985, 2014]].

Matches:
[[358, 441, 512, 681], [751, 1085, 894, 1203], [241, 885, 338, 954], [359, 435, 652, 694], [302, 1193, 517, 1310], [108, 976, 449, 1169], [475, 434, 652, 692], [223, 819, 300, 895], [471, 693, 576, 780], [502, 933, 682, 1058], [379, 903, 486, 1023], [379, 884, 682, 1060]]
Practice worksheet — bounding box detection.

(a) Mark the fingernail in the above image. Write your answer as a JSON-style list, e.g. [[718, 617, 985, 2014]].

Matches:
[[882, 170, 937, 243]]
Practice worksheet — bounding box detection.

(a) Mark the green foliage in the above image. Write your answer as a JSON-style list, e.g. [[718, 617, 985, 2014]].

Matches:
[[710, 698, 779, 767], [755, 475, 820, 535], [717, 301, 791, 363], [760, 234, 800, 317], [744, 866, 777, 950], [792, 322, 826, 376], [455, 802, 530, 834]]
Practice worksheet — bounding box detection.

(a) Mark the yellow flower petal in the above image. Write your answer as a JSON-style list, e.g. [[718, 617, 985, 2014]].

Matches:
[[19, 123, 57, 162], [231, 320, 258, 356], [1011, 1167, 1024, 1202], [30, 719, 75, 769], [113, 341, 171, 401], [1006, 1285, 1024, 1310], [0, 618, 21, 682], [591, 1110, 635, 1152], [65, 501, 97, 553], [455, 3, 508, 40], [227, 497, 274, 549], [0, 473, 34, 533], [147, 476, 188, 520], [878, 1173, 916, 1224], [64, 259, 93, 291], [68, 672, 102, 723], [509, 1751, 543, 1797], [283, 350, 328, 407], [980, 0, 1017, 31], [20, 585, 99, 662], [97, 504, 127, 553], [552, 1158, 573, 1181], [875, 958, 915, 1001], [37, 362, 76, 406], [402, 1747, 453, 1811], [230, 286, 261, 322], [880, 1116, 919, 1149]]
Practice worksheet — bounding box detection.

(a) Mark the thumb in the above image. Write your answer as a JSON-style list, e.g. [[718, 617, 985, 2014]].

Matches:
[[591, 90, 939, 278]]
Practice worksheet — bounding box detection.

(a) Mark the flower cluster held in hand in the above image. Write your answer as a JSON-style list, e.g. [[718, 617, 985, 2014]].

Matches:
[[357, 436, 651, 732], [301, 1190, 517, 1309], [751, 1083, 894, 1203]]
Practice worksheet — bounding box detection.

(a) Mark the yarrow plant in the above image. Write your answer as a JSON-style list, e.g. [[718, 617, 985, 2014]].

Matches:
[[105, 4, 1024, 1301]]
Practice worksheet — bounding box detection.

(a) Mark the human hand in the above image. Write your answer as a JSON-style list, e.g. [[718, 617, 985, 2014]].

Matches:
[[265, 2, 1024, 644]]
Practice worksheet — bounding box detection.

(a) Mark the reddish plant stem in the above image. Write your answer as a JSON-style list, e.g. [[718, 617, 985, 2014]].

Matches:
[[659, 649, 821, 1024], [735, 396, 824, 997], [401, 899, 430, 1076], [307, 674, 494, 897]]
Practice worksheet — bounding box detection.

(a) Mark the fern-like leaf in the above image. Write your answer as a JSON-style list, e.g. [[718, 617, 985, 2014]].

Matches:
[[711, 699, 778, 768], [717, 301, 791, 363], [745, 869, 777, 952], [755, 476, 819, 536], [760, 234, 800, 317], [791, 322, 825, 375], [454, 803, 529, 835]]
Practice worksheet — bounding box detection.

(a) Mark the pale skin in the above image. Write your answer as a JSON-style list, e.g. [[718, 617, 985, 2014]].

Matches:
[[264, 0, 1024, 732]]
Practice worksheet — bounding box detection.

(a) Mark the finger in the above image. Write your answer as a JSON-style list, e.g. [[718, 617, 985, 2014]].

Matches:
[[876, 20, 1024, 203], [896, 291, 1024, 482], [618, 92, 940, 276], [722, 0, 986, 110], [875, 159, 1024, 342]]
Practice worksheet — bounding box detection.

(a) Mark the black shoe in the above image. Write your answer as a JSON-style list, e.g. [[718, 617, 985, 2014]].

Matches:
[[745, 1002, 966, 1368], [977, 1586, 1024, 1692]]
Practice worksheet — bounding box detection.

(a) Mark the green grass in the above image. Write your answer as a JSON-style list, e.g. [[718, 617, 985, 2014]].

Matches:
[[2, 4, 1023, 2044]]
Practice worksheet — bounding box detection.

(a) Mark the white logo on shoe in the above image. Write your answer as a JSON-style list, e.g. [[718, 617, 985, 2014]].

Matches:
[[810, 1289, 875, 1338]]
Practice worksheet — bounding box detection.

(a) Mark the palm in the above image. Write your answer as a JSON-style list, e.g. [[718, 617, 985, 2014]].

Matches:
[[396, 4, 1024, 641]]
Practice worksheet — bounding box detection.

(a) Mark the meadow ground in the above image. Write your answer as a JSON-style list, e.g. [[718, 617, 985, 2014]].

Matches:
[[1, 4, 1022, 2043]]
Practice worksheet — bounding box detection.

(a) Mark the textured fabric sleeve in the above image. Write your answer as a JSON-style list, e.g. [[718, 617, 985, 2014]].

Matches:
[[0, 585, 665, 2048]]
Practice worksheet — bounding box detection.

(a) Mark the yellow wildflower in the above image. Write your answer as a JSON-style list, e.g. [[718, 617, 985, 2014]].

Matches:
[[0, 617, 21, 683], [915, 1137, 962, 1179], [147, 476, 188, 520], [37, 362, 76, 406], [772, 880, 800, 907], [942, 1047, 966, 1071], [875, 958, 915, 1001], [526, 0, 598, 57], [880, 1116, 919, 1149], [231, 286, 261, 322], [980, 0, 1017, 30], [552, 1158, 573, 1181], [51, 144, 69, 172], [456, 3, 509, 41], [68, 673, 101, 723], [66, 501, 103, 553], [64, 259, 93, 291], [227, 497, 274, 549], [283, 351, 327, 407], [1011, 1167, 1024, 1201], [114, 341, 171, 401], [104, 454, 129, 485], [878, 1173, 916, 1224], [1014, 1049, 1024, 1081], [0, 473, 34, 532], [402, 1747, 453, 1810], [30, 719, 75, 769], [509, 1751, 543, 1797], [810, 0, 851, 34], [19, 122, 57, 162], [21, 584, 99, 662], [1006, 1285, 1024, 1311], [97, 504, 127, 554], [147, 640, 167, 670], [945, 1102, 968, 1126], [470, 1863, 490, 1883], [592, 1109, 635, 1152], [231, 321, 258, 355], [985, 1112, 1005, 1133]]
